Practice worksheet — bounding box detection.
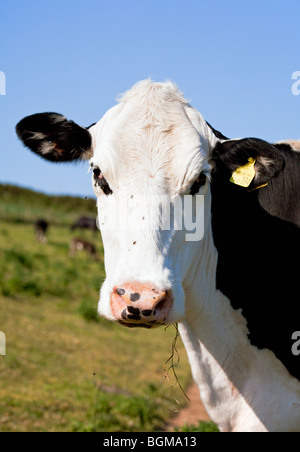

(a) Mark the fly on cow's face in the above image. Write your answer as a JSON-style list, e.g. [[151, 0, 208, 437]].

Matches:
[[92, 166, 113, 195], [190, 172, 207, 195]]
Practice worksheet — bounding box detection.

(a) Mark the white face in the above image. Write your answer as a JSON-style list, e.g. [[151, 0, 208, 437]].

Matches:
[[89, 81, 212, 328]]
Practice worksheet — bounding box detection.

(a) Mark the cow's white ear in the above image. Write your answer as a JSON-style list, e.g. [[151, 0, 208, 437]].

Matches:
[[213, 138, 284, 189], [16, 113, 93, 162]]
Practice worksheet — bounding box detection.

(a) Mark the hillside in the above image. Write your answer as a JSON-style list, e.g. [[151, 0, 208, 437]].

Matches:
[[0, 184, 97, 226], [0, 184, 192, 432]]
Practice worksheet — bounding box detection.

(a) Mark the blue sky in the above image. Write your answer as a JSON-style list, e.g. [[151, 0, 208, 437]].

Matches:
[[1, 0, 299, 197]]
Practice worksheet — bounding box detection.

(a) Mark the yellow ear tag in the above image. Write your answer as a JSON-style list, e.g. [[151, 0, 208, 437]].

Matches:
[[230, 157, 256, 187]]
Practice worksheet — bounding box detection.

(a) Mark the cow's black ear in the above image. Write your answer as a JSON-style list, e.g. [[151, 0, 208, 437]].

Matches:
[[212, 138, 285, 188], [16, 113, 93, 162], [206, 121, 229, 141]]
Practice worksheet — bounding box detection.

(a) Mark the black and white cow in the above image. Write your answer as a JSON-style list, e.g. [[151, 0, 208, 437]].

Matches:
[[34, 219, 49, 243], [16, 80, 300, 432], [69, 237, 99, 261], [70, 216, 98, 232]]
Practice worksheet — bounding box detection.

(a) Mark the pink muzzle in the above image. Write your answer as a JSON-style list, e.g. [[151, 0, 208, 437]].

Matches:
[[110, 282, 172, 328]]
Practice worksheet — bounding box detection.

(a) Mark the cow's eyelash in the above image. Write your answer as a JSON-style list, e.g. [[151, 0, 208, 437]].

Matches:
[[190, 172, 207, 195], [92, 167, 113, 195]]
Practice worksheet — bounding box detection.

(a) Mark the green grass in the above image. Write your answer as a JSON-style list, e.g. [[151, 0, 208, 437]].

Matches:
[[175, 421, 219, 432], [0, 185, 193, 432], [0, 183, 97, 226]]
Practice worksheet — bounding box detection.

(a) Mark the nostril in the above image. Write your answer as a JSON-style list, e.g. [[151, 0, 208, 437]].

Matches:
[[141, 309, 152, 317], [155, 296, 168, 312], [127, 306, 140, 315], [116, 288, 125, 296]]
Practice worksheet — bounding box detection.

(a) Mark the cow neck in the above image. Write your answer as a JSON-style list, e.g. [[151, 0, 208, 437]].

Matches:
[[179, 212, 300, 432], [179, 219, 258, 430]]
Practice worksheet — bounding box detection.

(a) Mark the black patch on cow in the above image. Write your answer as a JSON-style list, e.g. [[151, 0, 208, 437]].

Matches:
[[16, 112, 92, 162], [93, 167, 113, 195], [273, 142, 294, 153], [127, 306, 140, 315], [141, 310, 152, 317], [206, 121, 229, 141], [190, 172, 207, 195], [257, 149, 300, 227], [130, 293, 140, 302], [127, 314, 141, 321], [211, 138, 300, 381]]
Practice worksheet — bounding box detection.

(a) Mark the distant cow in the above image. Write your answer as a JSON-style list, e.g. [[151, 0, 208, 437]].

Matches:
[[69, 237, 99, 261], [35, 219, 49, 243], [70, 216, 97, 232]]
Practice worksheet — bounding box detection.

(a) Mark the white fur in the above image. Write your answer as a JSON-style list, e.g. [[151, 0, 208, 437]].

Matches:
[[89, 80, 300, 432]]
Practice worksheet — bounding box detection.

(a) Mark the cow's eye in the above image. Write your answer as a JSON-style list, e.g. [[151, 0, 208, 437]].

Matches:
[[93, 167, 101, 178], [93, 167, 113, 195], [190, 172, 207, 195]]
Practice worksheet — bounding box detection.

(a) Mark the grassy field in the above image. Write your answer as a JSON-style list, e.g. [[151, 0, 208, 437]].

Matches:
[[0, 184, 196, 432]]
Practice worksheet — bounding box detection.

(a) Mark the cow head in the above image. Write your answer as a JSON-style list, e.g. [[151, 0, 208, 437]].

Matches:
[[17, 81, 288, 328], [17, 81, 220, 328]]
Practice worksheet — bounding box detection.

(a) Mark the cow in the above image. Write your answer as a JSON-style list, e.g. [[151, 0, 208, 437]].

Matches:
[[16, 80, 300, 432], [70, 216, 98, 233], [69, 237, 99, 261], [34, 219, 49, 243], [275, 140, 300, 152]]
